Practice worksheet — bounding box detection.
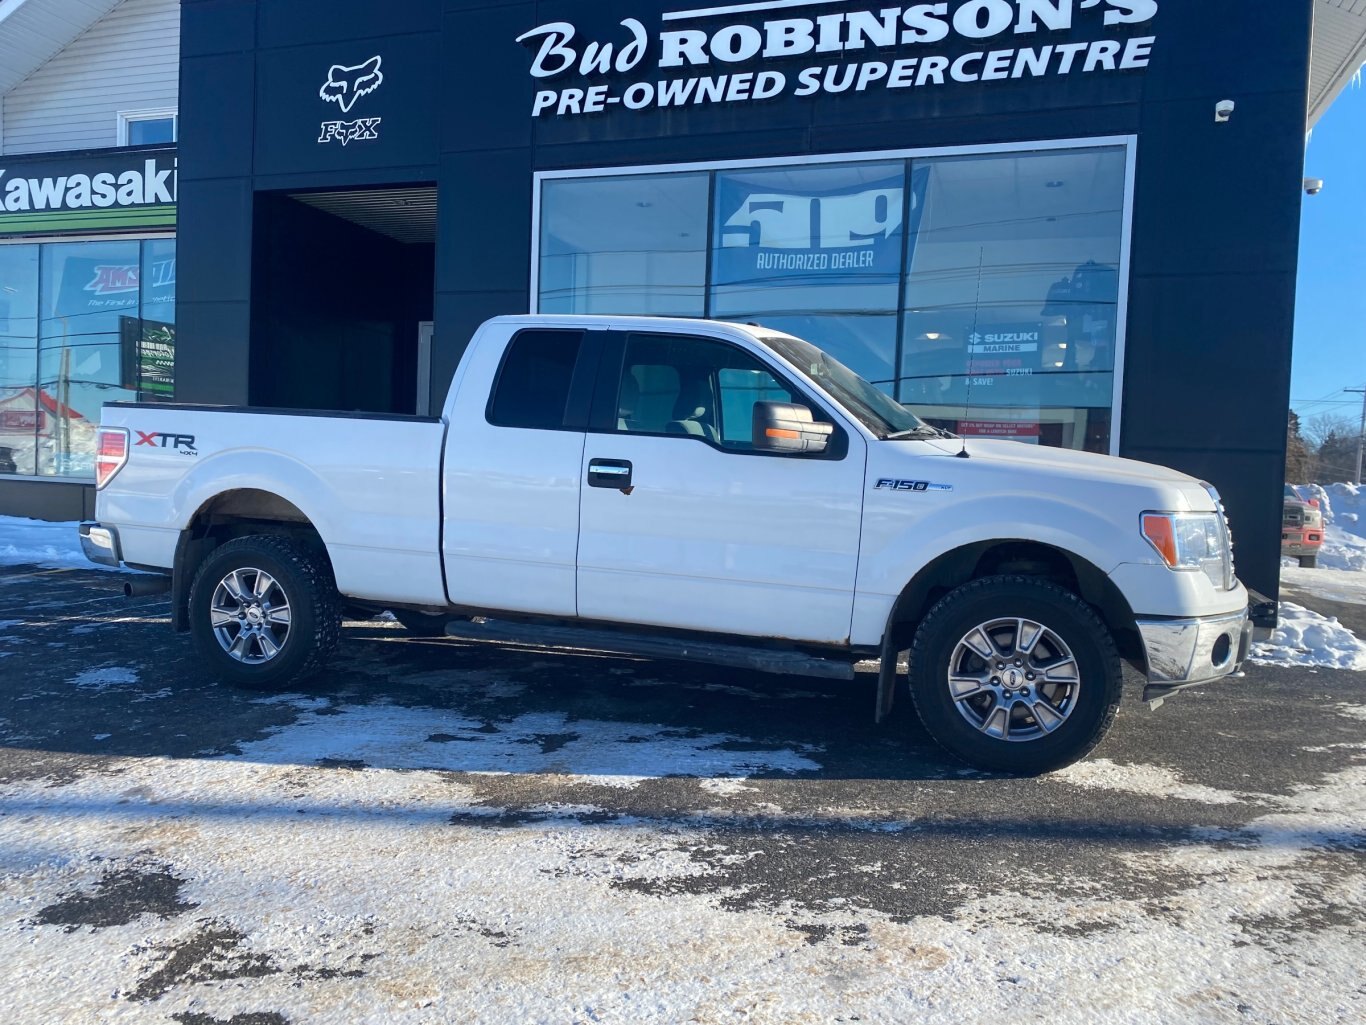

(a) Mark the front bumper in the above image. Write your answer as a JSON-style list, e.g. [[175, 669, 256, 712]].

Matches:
[[1281, 530, 1323, 556], [79, 521, 122, 568], [1137, 607, 1252, 705]]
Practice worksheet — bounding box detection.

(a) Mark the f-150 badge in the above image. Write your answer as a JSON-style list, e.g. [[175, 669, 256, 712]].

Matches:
[[875, 479, 952, 493]]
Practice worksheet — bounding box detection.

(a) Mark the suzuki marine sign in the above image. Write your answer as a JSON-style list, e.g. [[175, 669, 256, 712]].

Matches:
[[517, 0, 1158, 118]]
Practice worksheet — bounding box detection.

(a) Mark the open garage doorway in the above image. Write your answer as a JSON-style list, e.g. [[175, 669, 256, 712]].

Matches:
[[250, 185, 436, 414]]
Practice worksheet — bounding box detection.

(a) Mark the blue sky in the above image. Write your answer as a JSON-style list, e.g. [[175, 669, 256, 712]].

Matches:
[[1292, 80, 1366, 425]]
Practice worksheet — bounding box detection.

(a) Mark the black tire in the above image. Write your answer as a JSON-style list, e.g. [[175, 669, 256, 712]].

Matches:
[[907, 575, 1122, 775], [189, 534, 341, 690], [1298, 555, 1318, 569], [392, 610, 451, 637]]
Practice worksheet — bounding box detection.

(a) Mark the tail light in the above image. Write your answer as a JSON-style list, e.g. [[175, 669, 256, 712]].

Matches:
[[95, 426, 129, 489]]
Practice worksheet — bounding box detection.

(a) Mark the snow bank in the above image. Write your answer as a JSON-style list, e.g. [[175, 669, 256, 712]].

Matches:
[[1301, 482, 1366, 539], [0, 516, 122, 572], [1250, 601, 1366, 670], [1315, 525, 1366, 573]]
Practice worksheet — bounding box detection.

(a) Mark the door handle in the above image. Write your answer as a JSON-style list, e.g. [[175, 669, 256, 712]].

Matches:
[[588, 458, 633, 491]]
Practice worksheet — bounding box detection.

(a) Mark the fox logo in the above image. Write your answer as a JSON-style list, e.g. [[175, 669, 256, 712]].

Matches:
[[318, 119, 382, 146], [319, 55, 383, 114]]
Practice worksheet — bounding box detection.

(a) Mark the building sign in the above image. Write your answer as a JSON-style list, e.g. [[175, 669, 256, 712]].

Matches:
[[0, 149, 176, 235], [517, 0, 1159, 118], [318, 55, 385, 146]]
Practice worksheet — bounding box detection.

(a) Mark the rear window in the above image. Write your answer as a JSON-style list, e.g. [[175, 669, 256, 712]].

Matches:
[[487, 330, 583, 430]]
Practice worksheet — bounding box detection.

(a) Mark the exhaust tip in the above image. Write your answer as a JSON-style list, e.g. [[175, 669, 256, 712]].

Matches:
[[123, 575, 173, 598]]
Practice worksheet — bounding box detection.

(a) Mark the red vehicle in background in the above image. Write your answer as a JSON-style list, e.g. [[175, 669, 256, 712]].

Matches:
[[1283, 485, 1325, 568]]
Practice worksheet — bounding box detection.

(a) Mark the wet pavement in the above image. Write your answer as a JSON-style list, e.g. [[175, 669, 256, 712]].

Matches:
[[0, 564, 1362, 1024]]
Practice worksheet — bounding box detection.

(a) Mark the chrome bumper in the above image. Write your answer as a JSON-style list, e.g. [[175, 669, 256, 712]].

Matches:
[[1137, 608, 1252, 706], [78, 521, 121, 568]]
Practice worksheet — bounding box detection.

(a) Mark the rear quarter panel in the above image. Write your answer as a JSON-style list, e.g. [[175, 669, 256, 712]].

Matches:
[[97, 406, 447, 605]]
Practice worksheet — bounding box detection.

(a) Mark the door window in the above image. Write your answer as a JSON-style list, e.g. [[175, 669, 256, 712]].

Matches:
[[614, 333, 804, 451]]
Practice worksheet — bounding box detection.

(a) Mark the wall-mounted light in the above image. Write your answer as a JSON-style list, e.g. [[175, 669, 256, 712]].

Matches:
[[924, 332, 942, 341]]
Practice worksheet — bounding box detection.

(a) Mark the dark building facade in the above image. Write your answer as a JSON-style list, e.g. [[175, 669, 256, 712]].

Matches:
[[173, 0, 1311, 599]]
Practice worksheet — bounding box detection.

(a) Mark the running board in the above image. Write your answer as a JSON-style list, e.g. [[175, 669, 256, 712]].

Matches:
[[440, 618, 857, 681]]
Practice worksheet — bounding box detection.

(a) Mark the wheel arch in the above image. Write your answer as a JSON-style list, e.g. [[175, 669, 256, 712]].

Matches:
[[883, 539, 1143, 667], [171, 488, 334, 632]]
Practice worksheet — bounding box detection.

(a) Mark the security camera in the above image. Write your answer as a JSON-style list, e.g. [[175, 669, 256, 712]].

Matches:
[[1304, 178, 1325, 196], [1214, 100, 1235, 123]]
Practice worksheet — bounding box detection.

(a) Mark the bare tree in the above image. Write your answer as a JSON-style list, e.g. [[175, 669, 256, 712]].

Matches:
[[1305, 413, 1356, 450]]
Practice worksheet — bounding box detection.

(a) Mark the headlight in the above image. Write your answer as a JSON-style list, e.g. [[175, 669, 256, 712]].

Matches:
[[1141, 512, 1232, 589]]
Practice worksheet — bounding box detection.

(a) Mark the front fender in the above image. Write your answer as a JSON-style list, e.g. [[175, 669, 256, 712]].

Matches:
[[857, 491, 1154, 601]]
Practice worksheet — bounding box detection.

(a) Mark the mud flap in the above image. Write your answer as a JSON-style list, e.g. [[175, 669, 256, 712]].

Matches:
[[875, 631, 903, 723]]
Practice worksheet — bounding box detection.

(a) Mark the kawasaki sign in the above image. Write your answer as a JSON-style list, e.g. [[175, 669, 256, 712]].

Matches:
[[0, 148, 176, 236]]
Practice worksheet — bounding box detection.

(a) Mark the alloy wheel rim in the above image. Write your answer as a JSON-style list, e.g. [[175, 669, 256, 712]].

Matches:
[[946, 617, 1080, 743], [210, 567, 291, 664]]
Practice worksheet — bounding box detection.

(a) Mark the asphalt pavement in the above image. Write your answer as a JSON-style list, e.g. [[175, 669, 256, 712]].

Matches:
[[0, 564, 1362, 1024]]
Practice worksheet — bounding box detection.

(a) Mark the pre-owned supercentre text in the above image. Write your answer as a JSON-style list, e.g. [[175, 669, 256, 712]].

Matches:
[[517, 1, 1159, 118]]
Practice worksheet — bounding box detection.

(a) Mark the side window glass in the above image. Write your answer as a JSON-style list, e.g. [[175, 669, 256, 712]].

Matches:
[[717, 367, 794, 447], [615, 333, 802, 451], [488, 330, 583, 430]]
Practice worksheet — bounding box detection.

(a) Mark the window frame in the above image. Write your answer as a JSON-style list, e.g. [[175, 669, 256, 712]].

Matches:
[[117, 108, 178, 147], [530, 137, 1137, 458], [589, 329, 849, 461]]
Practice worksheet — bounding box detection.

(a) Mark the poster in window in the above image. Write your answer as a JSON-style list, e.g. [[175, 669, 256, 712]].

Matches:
[[713, 167, 928, 290]]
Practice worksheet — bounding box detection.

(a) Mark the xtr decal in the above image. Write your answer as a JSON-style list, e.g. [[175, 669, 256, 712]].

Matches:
[[136, 431, 197, 454]]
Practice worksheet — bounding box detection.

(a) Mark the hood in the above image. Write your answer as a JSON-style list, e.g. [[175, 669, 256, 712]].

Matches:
[[887, 437, 1219, 512]]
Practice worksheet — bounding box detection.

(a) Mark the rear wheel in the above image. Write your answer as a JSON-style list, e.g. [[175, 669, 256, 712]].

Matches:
[[189, 535, 341, 690], [908, 575, 1122, 775], [1298, 555, 1318, 569]]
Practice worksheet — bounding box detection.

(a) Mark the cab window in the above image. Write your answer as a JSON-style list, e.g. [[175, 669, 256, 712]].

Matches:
[[487, 330, 583, 430]]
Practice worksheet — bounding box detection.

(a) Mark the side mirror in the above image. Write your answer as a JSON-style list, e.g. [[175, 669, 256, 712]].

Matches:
[[752, 402, 833, 454]]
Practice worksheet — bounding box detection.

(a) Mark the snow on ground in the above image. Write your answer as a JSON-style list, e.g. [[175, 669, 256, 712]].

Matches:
[[70, 666, 141, 690], [1251, 601, 1366, 671], [0, 695, 1362, 1024], [0, 515, 123, 572], [1049, 758, 1247, 805]]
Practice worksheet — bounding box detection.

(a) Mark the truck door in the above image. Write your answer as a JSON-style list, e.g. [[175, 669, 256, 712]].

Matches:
[[442, 327, 594, 617], [576, 331, 866, 644]]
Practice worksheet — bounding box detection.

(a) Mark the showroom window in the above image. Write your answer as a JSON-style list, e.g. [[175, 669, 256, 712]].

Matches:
[[538, 173, 709, 317], [0, 238, 175, 479], [535, 143, 1130, 453]]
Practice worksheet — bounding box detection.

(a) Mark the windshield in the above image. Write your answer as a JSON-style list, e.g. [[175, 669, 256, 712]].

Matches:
[[763, 334, 932, 440]]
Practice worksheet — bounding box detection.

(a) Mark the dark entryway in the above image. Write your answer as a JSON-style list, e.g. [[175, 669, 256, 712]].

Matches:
[[250, 186, 436, 414]]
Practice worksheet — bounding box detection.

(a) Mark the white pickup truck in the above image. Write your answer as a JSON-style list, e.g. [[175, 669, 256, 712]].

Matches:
[[81, 315, 1251, 773]]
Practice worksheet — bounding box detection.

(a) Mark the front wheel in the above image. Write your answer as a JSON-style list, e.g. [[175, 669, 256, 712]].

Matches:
[[908, 575, 1122, 775], [189, 535, 341, 690]]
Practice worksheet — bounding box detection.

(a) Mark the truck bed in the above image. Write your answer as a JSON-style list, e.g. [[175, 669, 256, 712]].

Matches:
[[96, 402, 449, 605]]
